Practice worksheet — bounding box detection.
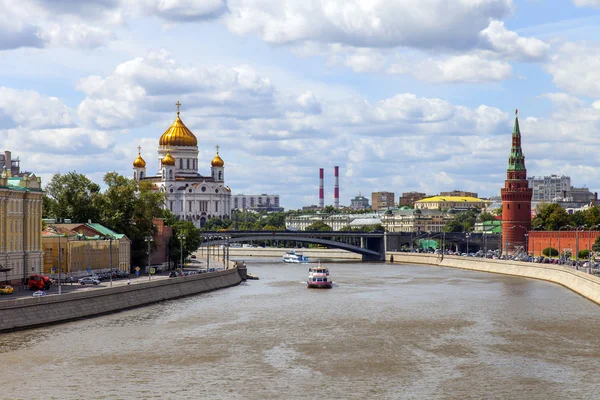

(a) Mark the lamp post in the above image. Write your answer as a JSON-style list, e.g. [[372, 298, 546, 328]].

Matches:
[[108, 235, 113, 288], [145, 236, 153, 281], [206, 236, 211, 270], [558, 225, 573, 263], [178, 234, 186, 272], [524, 233, 529, 256], [575, 226, 585, 265], [587, 224, 600, 273], [466, 232, 471, 255]]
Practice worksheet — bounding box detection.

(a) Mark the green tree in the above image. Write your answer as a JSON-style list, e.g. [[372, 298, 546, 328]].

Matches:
[[584, 205, 600, 228], [305, 221, 333, 231], [578, 249, 590, 259], [593, 236, 600, 253], [170, 220, 203, 266], [42, 194, 57, 218], [477, 211, 497, 223], [542, 247, 558, 257], [570, 211, 586, 228], [443, 210, 479, 232], [532, 203, 570, 230], [45, 171, 102, 222]]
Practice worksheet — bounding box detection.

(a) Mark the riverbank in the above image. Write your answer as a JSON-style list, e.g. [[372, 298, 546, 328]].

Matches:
[[388, 252, 600, 305], [0, 267, 243, 332], [197, 247, 361, 260]]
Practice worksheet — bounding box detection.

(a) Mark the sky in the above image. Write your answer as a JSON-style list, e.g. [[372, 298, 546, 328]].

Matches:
[[1, 0, 600, 210]]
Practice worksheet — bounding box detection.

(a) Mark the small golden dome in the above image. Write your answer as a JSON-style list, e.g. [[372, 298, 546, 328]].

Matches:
[[133, 146, 146, 168], [162, 150, 175, 166], [159, 106, 197, 147], [211, 145, 224, 167]]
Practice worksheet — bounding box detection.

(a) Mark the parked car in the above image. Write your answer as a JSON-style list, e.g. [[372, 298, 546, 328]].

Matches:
[[32, 290, 46, 297], [0, 285, 14, 295], [78, 277, 100, 285]]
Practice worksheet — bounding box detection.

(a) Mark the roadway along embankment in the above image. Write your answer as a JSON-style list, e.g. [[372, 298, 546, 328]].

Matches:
[[0, 267, 243, 332], [388, 252, 600, 305], [200, 247, 361, 260]]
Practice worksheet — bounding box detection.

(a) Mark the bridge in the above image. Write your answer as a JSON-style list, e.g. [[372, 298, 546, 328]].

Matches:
[[200, 231, 386, 261]]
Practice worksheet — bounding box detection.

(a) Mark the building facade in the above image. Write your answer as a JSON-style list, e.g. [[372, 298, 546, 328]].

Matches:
[[42, 223, 131, 277], [414, 196, 490, 210], [527, 175, 570, 202], [285, 213, 381, 231], [134, 103, 232, 228], [440, 190, 478, 198], [398, 191, 427, 207], [232, 194, 282, 212], [501, 111, 533, 254], [372, 192, 395, 211], [350, 193, 370, 210], [381, 209, 454, 233], [0, 152, 43, 284]]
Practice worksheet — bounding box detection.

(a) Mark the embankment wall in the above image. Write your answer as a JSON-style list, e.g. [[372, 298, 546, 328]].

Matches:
[[388, 252, 600, 305], [0, 267, 242, 332]]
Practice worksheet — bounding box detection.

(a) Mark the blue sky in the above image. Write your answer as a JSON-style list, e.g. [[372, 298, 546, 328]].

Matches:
[[1, 0, 600, 209]]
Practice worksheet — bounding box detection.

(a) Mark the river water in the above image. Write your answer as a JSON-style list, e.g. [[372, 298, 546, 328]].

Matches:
[[2, 259, 600, 400]]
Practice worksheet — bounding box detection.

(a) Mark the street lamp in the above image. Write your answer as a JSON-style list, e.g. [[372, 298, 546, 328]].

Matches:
[[145, 236, 153, 281], [108, 235, 114, 288], [575, 226, 586, 265], [587, 224, 600, 272], [524, 233, 529, 256], [466, 232, 472, 255], [178, 234, 186, 272], [558, 225, 573, 263]]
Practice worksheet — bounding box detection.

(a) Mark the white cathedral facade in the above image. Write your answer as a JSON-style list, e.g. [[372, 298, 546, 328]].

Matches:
[[133, 104, 232, 228]]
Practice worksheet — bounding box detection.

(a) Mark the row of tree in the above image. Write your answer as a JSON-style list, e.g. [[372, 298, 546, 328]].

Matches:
[[43, 171, 200, 268]]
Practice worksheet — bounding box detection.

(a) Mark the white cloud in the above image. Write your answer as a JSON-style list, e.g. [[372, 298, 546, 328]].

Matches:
[[479, 20, 550, 61], [545, 42, 600, 97], [389, 53, 513, 83], [0, 87, 74, 129], [127, 0, 229, 21], [572, 0, 600, 7], [225, 0, 514, 50]]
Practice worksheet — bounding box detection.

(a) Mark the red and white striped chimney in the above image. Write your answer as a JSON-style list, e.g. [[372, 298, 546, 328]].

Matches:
[[319, 168, 324, 209], [334, 166, 339, 208]]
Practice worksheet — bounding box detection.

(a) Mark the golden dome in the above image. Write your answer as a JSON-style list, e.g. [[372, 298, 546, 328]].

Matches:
[[133, 146, 146, 168], [162, 150, 175, 166], [211, 145, 224, 167], [159, 105, 198, 147]]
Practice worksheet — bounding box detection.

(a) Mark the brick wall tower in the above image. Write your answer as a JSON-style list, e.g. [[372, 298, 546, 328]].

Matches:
[[501, 109, 533, 254]]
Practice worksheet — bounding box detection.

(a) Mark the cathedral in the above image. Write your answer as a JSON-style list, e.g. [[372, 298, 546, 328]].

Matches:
[[133, 102, 232, 228]]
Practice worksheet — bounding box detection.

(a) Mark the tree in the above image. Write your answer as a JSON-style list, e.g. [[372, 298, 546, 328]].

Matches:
[[170, 220, 203, 266], [593, 236, 600, 253], [570, 211, 585, 228], [305, 221, 333, 231], [578, 249, 590, 259], [542, 247, 558, 257], [532, 203, 570, 230], [443, 210, 479, 232], [45, 172, 102, 222], [477, 211, 497, 223], [99, 173, 166, 267], [583, 205, 600, 228], [42, 194, 57, 218]]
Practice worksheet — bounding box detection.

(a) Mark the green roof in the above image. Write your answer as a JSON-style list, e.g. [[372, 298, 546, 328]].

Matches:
[[508, 115, 526, 171], [86, 223, 126, 239]]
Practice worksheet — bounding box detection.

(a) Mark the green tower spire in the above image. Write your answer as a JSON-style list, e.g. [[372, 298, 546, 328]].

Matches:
[[507, 109, 526, 171]]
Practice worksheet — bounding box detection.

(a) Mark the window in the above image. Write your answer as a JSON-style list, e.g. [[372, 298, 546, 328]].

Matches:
[[188, 201, 192, 212], [179, 159, 183, 169], [218, 171, 222, 180], [518, 204, 521, 209], [169, 201, 173, 211], [187, 159, 190, 169]]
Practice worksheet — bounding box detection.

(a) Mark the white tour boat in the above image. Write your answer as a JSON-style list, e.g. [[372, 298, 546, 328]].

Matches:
[[307, 264, 332, 289], [282, 250, 310, 263]]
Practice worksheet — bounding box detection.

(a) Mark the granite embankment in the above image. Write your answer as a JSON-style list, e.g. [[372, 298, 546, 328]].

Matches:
[[218, 247, 361, 260], [388, 252, 600, 305], [0, 267, 244, 332]]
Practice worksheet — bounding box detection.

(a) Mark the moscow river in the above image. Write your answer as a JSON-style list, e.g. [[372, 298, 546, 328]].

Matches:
[[2, 259, 600, 399]]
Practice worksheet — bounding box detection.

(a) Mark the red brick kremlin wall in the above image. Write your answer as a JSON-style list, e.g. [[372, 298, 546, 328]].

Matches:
[[528, 231, 600, 256]]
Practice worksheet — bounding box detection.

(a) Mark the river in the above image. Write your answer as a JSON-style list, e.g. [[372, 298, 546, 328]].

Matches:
[[2, 259, 600, 399]]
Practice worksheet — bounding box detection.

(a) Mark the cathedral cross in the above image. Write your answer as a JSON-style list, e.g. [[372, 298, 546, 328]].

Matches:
[[216, 144, 220, 154], [176, 101, 181, 115], [137, 145, 142, 154]]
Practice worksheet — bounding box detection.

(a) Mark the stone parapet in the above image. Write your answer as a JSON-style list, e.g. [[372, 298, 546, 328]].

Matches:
[[387, 252, 600, 305]]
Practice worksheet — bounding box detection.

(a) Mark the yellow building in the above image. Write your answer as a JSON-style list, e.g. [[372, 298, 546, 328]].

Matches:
[[42, 224, 130, 278], [414, 196, 491, 211], [0, 151, 43, 285]]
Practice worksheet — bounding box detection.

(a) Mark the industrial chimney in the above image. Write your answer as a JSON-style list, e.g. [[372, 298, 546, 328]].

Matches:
[[319, 168, 324, 209], [334, 166, 339, 208]]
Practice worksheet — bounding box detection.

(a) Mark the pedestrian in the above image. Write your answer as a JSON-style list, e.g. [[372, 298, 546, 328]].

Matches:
[[127, 279, 131, 285]]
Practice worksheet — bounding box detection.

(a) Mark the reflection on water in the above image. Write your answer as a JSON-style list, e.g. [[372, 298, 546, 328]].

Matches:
[[2, 259, 600, 400]]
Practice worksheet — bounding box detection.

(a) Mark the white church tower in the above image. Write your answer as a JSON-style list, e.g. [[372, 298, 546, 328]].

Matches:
[[132, 146, 147, 181]]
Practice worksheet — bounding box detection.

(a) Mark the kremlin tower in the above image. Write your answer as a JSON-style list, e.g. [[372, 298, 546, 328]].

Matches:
[[501, 109, 533, 254]]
